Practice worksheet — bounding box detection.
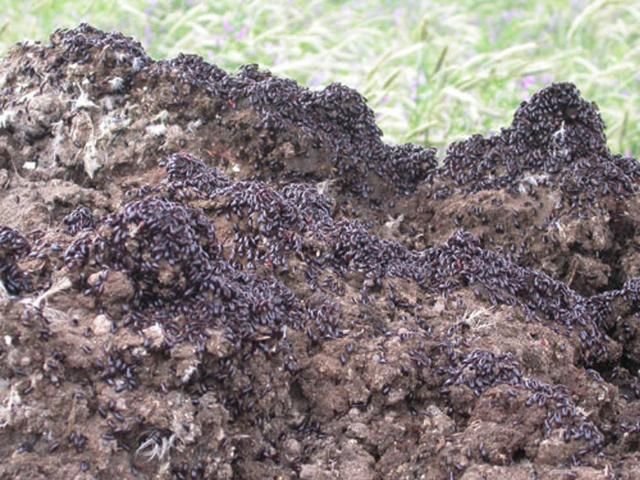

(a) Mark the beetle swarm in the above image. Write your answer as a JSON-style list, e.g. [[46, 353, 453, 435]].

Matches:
[[0, 24, 639, 479]]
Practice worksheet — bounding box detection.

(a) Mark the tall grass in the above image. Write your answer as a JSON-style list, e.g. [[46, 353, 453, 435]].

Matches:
[[1, 0, 638, 156]]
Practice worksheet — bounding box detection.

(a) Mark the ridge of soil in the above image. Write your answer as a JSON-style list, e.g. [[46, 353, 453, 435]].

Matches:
[[0, 24, 639, 479]]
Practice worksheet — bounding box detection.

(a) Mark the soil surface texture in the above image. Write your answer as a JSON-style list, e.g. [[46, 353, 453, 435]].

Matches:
[[1, 24, 640, 480]]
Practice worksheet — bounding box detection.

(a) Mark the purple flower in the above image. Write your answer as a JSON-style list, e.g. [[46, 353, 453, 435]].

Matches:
[[236, 26, 249, 42], [520, 75, 537, 90], [394, 8, 405, 26], [144, 24, 154, 47], [410, 75, 424, 102], [501, 10, 518, 22]]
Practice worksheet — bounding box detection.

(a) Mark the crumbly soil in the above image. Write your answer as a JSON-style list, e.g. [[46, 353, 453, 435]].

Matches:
[[0, 24, 639, 480]]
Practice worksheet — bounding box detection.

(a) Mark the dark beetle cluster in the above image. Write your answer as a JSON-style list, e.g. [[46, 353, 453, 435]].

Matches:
[[160, 153, 324, 268], [426, 231, 613, 361], [150, 50, 437, 195], [0, 226, 30, 259], [63, 206, 96, 235], [68, 431, 88, 453], [508, 82, 607, 161], [9, 26, 640, 478], [443, 350, 522, 396], [442, 349, 604, 456], [216, 180, 304, 267], [280, 182, 334, 229], [63, 168, 306, 361], [306, 297, 343, 341], [65, 197, 220, 305], [97, 350, 139, 392], [50, 23, 150, 72], [165, 49, 637, 203], [170, 461, 207, 480], [161, 153, 232, 197], [218, 179, 627, 361], [313, 225, 616, 363], [157, 54, 243, 104], [439, 83, 638, 204], [378, 143, 438, 194], [54, 148, 636, 471], [44, 27, 639, 204], [0, 225, 31, 295], [441, 134, 500, 189], [148, 151, 633, 367], [133, 268, 304, 351], [244, 77, 438, 195], [327, 220, 420, 281]]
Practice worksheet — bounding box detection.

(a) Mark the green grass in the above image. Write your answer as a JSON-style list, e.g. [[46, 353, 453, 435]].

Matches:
[[1, 0, 638, 156]]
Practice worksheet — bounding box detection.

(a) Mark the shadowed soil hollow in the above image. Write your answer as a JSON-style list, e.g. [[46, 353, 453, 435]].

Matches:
[[1, 24, 640, 480]]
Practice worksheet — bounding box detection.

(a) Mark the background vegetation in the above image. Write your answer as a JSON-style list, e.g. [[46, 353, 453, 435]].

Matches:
[[1, 0, 638, 156]]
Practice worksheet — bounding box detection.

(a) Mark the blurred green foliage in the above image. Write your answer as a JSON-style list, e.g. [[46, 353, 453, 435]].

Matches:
[[1, 0, 638, 155]]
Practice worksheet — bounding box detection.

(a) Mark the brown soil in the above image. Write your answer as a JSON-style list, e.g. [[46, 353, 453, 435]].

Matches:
[[0, 24, 639, 480]]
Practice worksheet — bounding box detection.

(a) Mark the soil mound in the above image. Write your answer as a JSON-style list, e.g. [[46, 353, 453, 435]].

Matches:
[[0, 24, 639, 480]]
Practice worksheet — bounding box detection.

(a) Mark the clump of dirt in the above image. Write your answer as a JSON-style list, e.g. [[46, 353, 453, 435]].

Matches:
[[0, 24, 639, 480]]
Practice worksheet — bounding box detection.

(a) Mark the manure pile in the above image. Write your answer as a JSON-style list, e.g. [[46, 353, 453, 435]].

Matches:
[[1, 24, 640, 480]]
